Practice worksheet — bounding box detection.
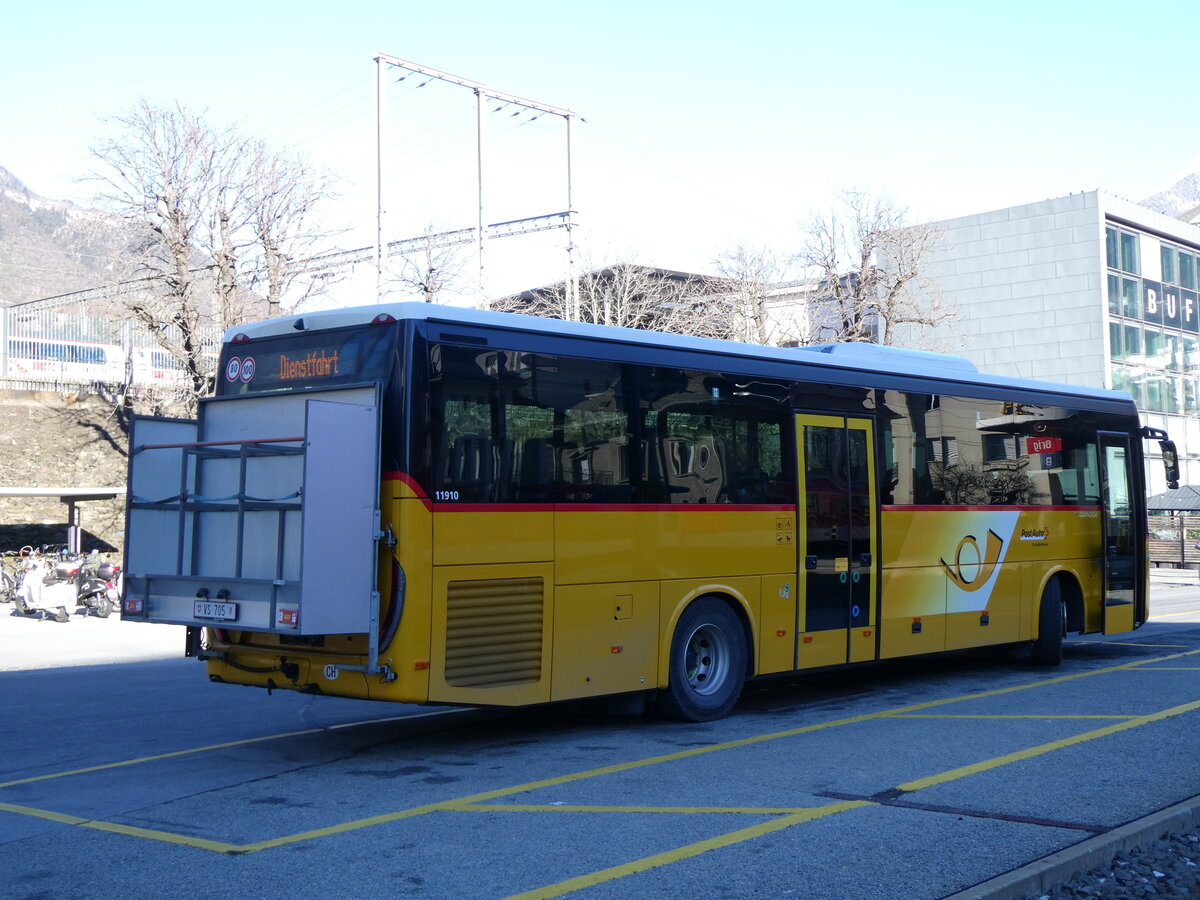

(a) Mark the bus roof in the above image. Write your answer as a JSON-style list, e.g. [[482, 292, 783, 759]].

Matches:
[[226, 301, 1133, 409]]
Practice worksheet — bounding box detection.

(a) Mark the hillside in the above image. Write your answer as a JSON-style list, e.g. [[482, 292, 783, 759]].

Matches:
[[0, 166, 127, 307], [1140, 172, 1200, 224], [0, 390, 126, 552]]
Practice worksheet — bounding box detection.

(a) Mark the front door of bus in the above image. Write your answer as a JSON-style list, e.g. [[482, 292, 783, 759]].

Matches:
[[1098, 432, 1137, 634], [795, 414, 877, 667]]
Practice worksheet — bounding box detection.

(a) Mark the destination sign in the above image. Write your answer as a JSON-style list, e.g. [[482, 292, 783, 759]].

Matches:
[[1027, 435, 1062, 455], [216, 326, 396, 396]]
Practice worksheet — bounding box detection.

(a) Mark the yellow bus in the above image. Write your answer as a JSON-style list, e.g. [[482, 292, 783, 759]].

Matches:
[[122, 303, 1179, 721]]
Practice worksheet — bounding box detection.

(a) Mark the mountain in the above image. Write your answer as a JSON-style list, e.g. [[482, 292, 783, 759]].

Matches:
[[0, 167, 126, 307], [1140, 173, 1200, 224]]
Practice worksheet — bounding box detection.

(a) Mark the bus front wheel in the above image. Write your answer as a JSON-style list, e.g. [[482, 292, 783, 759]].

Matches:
[[1031, 578, 1066, 666], [658, 598, 747, 722]]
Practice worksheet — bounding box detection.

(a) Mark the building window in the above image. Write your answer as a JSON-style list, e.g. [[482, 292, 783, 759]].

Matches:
[[1121, 231, 1140, 274], [1163, 245, 1178, 285], [1159, 241, 1198, 288], [1107, 225, 1141, 276]]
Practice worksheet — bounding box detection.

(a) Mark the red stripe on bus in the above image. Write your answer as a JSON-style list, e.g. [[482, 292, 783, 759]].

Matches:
[[882, 505, 1102, 512], [383, 471, 427, 497], [431, 503, 795, 514]]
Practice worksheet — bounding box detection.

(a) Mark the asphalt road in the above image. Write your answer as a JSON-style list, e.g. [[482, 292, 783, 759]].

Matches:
[[1, 575, 1199, 899]]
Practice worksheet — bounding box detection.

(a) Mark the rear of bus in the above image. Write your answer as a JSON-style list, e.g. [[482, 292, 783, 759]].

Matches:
[[123, 309, 412, 698]]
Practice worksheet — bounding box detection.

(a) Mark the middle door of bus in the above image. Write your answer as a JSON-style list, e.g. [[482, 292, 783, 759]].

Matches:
[[795, 414, 877, 668]]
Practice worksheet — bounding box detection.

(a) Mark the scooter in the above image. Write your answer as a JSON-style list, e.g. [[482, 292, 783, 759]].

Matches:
[[12, 550, 119, 622], [13, 553, 76, 622], [78, 558, 121, 618]]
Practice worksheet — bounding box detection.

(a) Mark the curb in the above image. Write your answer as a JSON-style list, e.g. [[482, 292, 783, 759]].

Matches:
[[942, 794, 1200, 899]]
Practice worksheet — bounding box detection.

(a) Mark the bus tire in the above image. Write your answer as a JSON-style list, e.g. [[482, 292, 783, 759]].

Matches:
[[1031, 578, 1065, 666], [658, 597, 747, 722]]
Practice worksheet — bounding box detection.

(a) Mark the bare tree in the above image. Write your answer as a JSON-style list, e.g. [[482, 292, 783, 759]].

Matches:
[[796, 190, 953, 347], [385, 225, 471, 302], [493, 261, 717, 335], [87, 100, 335, 413], [709, 245, 819, 346]]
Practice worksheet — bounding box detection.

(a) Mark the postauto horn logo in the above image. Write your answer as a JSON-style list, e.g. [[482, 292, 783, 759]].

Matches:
[[939, 530, 1004, 592]]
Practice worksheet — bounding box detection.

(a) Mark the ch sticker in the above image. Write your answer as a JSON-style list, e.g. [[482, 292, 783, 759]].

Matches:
[[940, 530, 1004, 592]]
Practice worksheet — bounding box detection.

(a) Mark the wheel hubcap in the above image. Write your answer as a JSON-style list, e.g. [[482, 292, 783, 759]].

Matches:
[[684, 623, 731, 696]]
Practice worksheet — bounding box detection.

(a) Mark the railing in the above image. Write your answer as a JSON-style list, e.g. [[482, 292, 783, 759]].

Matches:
[[1, 300, 219, 390], [1149, 514, 1200, 568]]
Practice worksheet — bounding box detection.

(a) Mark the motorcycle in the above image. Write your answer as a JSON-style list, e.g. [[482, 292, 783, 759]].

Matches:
[[80, 558, 122, 618]]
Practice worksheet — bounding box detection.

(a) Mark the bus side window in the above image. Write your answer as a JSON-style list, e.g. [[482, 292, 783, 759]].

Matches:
[[640, 367, 791, 505]]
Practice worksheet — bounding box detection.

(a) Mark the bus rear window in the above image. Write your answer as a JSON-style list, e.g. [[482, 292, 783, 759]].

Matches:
[[216, 325, 398, 395]]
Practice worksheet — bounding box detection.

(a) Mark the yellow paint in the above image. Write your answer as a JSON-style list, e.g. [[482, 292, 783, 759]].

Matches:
[[428, 562, 555, 707], [895, 697, 1200, 794], [795, 629, 846, 670], [551, 582, 659, 700], [555, 508, 791, 585], [4, 648, 1197, 864], [433, 509, 554, 566], [879, 567, 945, 659], [1104, 600, 1136, 635], [757, 574, 796, 675], [504, 802, 872, 900]]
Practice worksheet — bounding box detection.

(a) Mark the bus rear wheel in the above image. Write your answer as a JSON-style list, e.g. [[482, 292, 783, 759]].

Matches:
[[1031, 578, 1066, 666], [658, 597, 746, 722]]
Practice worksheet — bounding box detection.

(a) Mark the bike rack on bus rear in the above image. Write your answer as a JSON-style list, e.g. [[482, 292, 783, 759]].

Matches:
[[123, 384, 392, 681]]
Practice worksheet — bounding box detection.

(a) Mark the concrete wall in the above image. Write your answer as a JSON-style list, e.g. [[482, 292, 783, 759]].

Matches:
[[895, 192, 1108, 388]]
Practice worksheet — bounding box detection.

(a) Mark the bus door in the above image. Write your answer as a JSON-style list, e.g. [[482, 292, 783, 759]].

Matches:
[[1098, 432, 1137, 634], [794, 414, 878, 668]]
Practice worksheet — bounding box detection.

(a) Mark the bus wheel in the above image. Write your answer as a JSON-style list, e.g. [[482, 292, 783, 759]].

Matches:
[[659, 598, 746, 722], [1031, 578, 1066, 666]]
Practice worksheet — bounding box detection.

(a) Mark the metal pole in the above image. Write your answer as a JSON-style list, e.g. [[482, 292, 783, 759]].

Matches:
[[565, 113, 578, 322], [475, 88, 487, 307], [0, 303, 8, 378], [374, 53, 385, 302]]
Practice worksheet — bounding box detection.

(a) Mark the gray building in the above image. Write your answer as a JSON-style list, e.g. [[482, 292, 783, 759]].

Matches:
[[894, 190, 1200, 494]]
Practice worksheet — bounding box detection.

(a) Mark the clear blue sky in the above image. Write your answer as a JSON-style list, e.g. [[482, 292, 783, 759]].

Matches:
[[4, 0, 1200, 299]]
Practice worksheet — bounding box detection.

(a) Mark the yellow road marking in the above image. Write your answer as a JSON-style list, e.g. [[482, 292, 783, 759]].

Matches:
[[456, 804, 820, 815], [3, 647, 1198, 860], [0, 801, 240, 853], [0, 729, 325, 790], [886, 714, 1135, 720], [894, 697, 1200, 794], [503, 801, 872, 900], [0, 710, 438, 790], [1068, 641, 1187, 648], [1149, 610, 1200, 620]]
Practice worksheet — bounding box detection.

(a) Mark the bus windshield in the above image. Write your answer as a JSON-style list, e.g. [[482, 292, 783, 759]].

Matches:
[[215, 323, 398, 396]]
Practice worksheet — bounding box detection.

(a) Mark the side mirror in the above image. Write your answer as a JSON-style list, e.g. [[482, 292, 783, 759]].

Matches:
[[1160, 440, 1180, 490]]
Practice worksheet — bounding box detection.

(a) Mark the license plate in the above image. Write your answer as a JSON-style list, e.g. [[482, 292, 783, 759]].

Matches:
[[194, 600, 238, 621]]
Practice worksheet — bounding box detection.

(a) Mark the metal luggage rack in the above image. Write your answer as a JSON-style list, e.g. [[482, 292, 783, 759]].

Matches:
[[127, 435, 308, 626]]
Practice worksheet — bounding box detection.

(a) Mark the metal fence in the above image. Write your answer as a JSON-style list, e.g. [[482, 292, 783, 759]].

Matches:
[[1149, 514, 1200, 568], [1, 295, 220, 391]]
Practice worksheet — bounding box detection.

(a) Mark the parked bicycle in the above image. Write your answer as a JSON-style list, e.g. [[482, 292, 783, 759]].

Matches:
[[0, 548, 27, 604]]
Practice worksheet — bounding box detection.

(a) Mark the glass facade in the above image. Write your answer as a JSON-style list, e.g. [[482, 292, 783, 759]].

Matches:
[[1107, 224, 1200, 414]]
